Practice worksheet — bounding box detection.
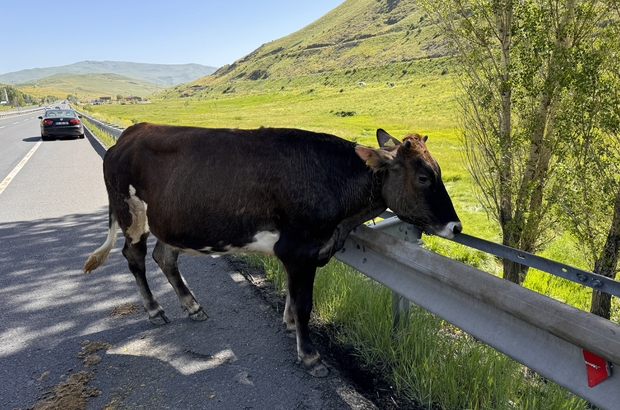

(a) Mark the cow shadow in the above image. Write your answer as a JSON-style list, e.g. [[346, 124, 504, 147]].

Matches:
[[0, 210, 353, 410]]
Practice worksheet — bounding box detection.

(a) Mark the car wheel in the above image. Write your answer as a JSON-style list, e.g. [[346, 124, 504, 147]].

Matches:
[[41, 135, 48, 141], [79, 133, 85, 139]]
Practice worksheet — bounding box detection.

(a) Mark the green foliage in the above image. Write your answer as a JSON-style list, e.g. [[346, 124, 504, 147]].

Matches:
[[420, 0, 620, 287], [551, 13, 620, 270], [0, 84, 37, 107]]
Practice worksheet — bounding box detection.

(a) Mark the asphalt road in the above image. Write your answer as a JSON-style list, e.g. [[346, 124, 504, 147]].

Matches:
[[0, 112, 377, 409]]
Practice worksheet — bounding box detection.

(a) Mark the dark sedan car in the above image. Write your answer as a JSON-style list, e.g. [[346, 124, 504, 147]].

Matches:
[[38, 110, 85, 140]]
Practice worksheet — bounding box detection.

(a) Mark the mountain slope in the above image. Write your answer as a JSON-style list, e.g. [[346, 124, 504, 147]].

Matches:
[[16, 73, 168, 99], [0, 61, 217, 85], [196, 0, 445, 87]]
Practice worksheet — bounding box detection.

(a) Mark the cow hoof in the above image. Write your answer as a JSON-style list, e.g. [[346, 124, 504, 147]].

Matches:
[[285, 328, 296, 339], [149, 312, 170, 326], [308, 362, 329, 378], [189, 308, 208, 321]]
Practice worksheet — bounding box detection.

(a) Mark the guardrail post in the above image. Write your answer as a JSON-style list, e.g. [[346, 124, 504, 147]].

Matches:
[[367, 216, 422, 329]]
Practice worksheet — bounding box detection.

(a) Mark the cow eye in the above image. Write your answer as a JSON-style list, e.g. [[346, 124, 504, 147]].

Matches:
[[417, 175, 429, 185]]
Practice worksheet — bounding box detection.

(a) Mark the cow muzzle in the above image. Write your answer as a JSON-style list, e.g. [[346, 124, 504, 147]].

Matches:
[[432, 221, 462, 239]]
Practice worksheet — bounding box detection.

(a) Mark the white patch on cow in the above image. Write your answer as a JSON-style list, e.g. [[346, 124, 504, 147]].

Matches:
[[239, 231, 280, 255], [125, 184, 150, 244], [184, 230, 280, 256]]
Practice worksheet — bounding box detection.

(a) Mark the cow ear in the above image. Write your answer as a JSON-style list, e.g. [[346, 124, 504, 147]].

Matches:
[[423, 135, 428, 142], [355, 145, 396, 172], [377, 129, 401, 147]]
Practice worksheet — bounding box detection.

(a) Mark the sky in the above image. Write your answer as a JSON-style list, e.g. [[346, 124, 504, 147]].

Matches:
[[0, 0, 344, 75]]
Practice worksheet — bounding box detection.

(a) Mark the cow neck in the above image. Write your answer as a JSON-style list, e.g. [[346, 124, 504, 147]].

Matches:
[[367, 170, 387, 224]]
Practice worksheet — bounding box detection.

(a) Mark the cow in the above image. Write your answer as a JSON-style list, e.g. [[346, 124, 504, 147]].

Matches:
[[84, 124, 462, 377]]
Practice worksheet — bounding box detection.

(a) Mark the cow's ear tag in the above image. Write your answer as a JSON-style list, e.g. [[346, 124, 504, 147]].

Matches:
[[582, 349, 612, 387]]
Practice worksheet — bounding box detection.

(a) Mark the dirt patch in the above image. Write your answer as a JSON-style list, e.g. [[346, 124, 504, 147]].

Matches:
[[20, 340, 112, 410], [28, 371, 99, 410], [22, 340, 112, 410], [224, 255, 423, 410], [110, 302, 141, 316], [78, 340, 113, 367]]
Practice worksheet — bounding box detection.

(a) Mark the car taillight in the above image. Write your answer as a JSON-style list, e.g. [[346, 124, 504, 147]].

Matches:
[[69, 118, 81, 125], [43, 119, 54, 125]]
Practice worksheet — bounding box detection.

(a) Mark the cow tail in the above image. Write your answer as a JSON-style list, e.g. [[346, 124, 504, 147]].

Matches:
[[84, 210, 118, 273]]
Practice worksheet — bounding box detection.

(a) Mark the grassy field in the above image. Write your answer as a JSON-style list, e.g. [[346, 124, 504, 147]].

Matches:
[[17, 72, 167, 100], [83, 60, 601, 408]]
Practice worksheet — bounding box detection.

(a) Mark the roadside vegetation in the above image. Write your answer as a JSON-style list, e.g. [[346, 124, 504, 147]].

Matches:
[[0, 84, 40, 108], [80, 117, 117, 147]]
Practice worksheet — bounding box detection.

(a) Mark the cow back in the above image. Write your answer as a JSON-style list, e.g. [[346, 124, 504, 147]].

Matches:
[[104, 124, 376, 252]]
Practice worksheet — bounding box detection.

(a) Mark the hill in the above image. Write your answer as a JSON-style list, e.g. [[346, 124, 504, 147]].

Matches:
[[16, 73, 168, 99], [190, 0, 446, 88], [0, 61, 217, 86]]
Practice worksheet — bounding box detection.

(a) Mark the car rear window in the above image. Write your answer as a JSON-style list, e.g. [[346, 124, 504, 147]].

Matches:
[[45, 110, 76, 118]]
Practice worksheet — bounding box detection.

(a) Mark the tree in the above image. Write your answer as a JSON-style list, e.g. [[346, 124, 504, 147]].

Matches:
[[553, 11, 620, 318], [421, 0, 616, 284]]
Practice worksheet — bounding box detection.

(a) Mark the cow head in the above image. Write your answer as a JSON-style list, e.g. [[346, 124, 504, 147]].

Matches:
[[355, 129, 462, 239]]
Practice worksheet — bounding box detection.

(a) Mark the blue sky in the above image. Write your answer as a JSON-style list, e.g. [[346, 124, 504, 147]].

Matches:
[[0, 0, 344, 74]]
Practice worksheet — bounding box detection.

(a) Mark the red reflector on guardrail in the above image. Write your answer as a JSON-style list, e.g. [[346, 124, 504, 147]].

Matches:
[[583, 350, 612, 387]]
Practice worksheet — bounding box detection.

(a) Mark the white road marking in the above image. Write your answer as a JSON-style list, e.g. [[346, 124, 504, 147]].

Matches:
[[0, 141, 43, 195], [0, 126, 5, 129], [12, 122, 19, 125]]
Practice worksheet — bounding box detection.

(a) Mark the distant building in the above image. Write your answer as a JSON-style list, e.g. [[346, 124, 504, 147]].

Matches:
[[125, 96, 142, 101], [100, 96, 112, 102]]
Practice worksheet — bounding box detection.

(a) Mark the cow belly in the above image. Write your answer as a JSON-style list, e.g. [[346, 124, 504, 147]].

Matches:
[[181, 230, 280, 256]]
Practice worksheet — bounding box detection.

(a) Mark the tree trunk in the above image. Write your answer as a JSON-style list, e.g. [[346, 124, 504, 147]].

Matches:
[[503, 259, 529, 284], [590, 185, 620, 319]]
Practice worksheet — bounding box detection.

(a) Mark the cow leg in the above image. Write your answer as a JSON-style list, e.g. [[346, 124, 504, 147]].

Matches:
[[122, 233, 169, 325], [152, 240, 208, 321], [283, 294, 296, 338], [283, 262, 328, 377]]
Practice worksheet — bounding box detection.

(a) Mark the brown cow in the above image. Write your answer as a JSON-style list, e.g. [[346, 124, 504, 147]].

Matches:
[[84, 124, 461, 377]]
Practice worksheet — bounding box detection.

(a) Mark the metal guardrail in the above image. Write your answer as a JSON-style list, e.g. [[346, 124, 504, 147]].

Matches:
[[338, 222, 620, 409], [0, 107, 44, 119], [76, 110, 124, 139], [453, 232, 620, 297], [379, 211, 620, 298], [79, 115, 619, 407]]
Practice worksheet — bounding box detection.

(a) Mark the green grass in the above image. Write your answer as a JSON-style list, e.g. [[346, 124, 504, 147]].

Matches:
[[81, 117, 117, 147], [246, 254, 587, 409], [84, 60, 602, 409]]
